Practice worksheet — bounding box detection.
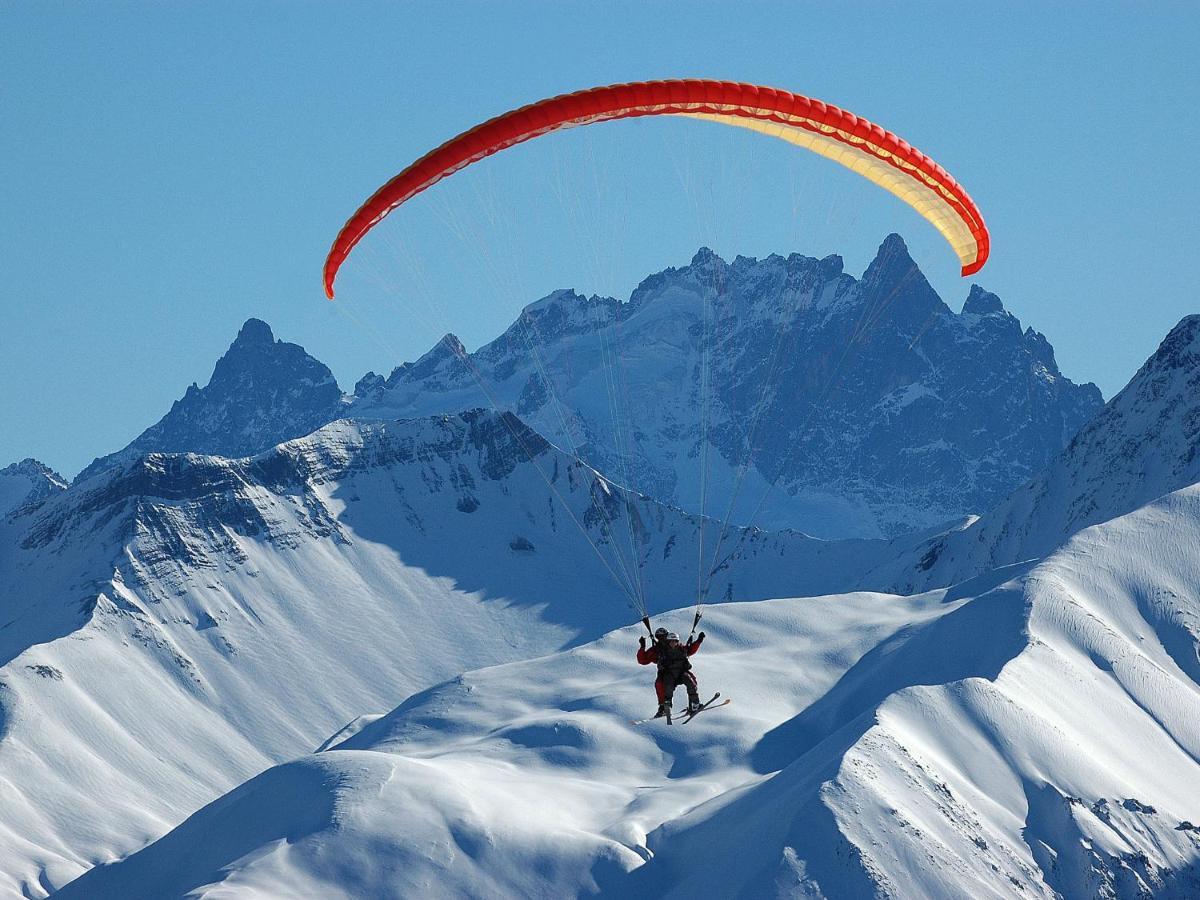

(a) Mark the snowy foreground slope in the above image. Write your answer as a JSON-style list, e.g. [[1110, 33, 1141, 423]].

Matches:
[[65, 486, 1200, 898], [0, 409, 918, 898]]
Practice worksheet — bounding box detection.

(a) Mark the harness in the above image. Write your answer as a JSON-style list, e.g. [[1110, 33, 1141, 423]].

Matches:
[[656, 642, 692, 678]]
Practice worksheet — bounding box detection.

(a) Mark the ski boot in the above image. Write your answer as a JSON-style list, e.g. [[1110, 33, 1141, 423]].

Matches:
[[653, 700, 672, 719], [686, 697, 702, 716]]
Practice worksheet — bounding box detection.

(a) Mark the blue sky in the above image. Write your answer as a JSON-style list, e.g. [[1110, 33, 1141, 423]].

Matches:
[[3, 2, 1198, 477]]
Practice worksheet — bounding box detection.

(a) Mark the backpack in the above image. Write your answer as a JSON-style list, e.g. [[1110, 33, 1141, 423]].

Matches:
[[656, 642, 692, 677]]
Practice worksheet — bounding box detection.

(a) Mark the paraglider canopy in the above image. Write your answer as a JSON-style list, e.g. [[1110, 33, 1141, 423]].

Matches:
[[323, 79, 989, 299]]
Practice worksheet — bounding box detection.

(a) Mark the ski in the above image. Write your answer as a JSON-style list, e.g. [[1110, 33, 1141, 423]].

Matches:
[[632, 693, 724, 726], [681, 694, 729, 723]]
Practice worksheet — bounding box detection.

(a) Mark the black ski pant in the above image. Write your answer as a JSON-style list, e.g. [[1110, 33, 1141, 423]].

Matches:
[[656, 670, 699, 706]]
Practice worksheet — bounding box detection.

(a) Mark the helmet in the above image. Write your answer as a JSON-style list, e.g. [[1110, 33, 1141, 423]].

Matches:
[[665, 632, 680, 642], [654, 627, 669, 639]]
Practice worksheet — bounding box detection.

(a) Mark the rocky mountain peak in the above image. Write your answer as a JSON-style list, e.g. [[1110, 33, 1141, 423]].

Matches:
[[74, 320, 346, 484], [351, 239, 1103, 538], [962, 284, 1005, 316], [1, 458, 64, 481], [230, 317, 274, 347], [817, 253, 844, 279], [857, 233, 944, 323], [863, 233, 915, 281], [1143, 314, 1200, 375]]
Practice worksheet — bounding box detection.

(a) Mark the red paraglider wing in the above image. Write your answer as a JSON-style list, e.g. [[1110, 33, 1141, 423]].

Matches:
[[324, 80, 989, 298]]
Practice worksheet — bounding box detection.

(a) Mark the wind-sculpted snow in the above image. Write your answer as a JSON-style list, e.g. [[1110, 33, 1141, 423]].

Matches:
[[354, 235, 1101, 538], [63, 486, 1200, 898], [0, 408, 924, 897], [2, 305, 1192, 895]]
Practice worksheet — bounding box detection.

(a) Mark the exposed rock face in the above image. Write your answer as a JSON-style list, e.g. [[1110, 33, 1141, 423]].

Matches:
[[75, 319, 347, 483], [894, 314, 1200, 591], [62, 241, 1100, 539], [354, 235, 1102, 538]]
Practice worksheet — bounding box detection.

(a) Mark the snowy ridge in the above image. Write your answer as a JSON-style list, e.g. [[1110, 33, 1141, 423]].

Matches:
[[353, 235, 1101, 538], [63, 484, 1200, 898], [0, 408, 916, 897]]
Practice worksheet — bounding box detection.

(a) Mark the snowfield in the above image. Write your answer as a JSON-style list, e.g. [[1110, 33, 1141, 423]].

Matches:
[[62, 485, 1200, 898], [0, 410, 916, 897]]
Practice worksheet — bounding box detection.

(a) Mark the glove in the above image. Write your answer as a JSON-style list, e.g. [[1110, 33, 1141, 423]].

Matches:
[[638, 636, 646, 648], [698, 631, 706, 641]]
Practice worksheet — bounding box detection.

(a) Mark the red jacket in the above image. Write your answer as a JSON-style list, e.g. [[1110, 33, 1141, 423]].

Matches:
[[637, 634, 703, 666]]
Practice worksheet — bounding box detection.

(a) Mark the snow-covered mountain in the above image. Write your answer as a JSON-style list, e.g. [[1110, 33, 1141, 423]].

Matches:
[[75, 318, 347, 482], [2, 257, 1193, 897], [0, 407, 917, 897], [353, 235, 1102, 539], [62, 483, 1200, 899], [71, 239, 1099, 540], [0, 458, 66, 515], [893, 314, 1200, 592]]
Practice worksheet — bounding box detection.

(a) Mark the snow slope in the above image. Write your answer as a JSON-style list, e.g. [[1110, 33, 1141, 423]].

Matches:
[[64, 484, 1200, 898], [0, 408, 919, 897]]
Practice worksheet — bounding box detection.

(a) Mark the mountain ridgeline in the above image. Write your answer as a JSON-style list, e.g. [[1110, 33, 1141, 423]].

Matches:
[[74, 236, 1101, 540]]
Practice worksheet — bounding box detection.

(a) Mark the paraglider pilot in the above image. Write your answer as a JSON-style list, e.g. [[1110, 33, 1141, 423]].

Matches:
[[638, 627, 705, 717]]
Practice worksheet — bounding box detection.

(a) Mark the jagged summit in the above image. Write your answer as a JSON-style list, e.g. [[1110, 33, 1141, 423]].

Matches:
[[75, 319, 347, 484], [231, 317, 274, 346], [353, 237, 1103, 538], [817, 252, 844, 278], [0, 457, 66, 483], [962, 284, 1006, 316], [1149, 313, 1200, 370], [879, 230, 909, 253]]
